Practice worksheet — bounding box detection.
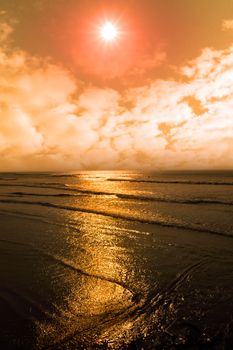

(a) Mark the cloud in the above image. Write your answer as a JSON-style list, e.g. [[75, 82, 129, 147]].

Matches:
[[0, 19, 233, 171]]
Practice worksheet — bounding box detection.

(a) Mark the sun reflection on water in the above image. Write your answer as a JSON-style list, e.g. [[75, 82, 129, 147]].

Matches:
[[66, 214, 135, 315], [36, 208, 142, 348], [35, 172, 152, 348]]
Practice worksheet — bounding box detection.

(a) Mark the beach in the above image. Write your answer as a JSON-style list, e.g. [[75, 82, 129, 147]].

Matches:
[[0, 171, 232, 349]]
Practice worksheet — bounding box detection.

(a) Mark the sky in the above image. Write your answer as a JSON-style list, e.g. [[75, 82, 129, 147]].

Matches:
[[0, 0, 233, 171]]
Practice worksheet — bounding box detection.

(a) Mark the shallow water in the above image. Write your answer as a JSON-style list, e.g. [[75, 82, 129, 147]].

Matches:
[[0, 171, 232, 349]]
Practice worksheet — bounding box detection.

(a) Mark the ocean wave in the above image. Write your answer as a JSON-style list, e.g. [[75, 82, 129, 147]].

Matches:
[[107, 178, 233, 186], [0, 183, 68, 191], [0, 236, 134, 296], [6, 190, 233, 206], [0, 198, 232, 238], [11, 192, 73, 198], [46, 174, 79, 178], [44, 258, 212, 350]]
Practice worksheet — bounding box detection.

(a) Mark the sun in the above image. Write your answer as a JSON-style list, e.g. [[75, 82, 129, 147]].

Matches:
[[100, 22, 119, 42]]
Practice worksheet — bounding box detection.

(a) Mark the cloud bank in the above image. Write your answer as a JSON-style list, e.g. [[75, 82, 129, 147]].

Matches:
[[0, 20, 233, 171]]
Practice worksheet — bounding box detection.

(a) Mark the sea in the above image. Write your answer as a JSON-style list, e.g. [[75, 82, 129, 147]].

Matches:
[[0, 171, 232, 349]]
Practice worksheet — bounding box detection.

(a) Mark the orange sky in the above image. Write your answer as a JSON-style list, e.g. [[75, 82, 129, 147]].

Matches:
[[0, 0, 233, 170]]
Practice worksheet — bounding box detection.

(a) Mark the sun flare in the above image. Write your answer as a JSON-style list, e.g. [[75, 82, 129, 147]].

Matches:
[[100, 22, 119, 42]]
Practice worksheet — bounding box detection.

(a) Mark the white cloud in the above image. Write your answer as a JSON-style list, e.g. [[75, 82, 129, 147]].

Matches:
[[0, 20, 233, 171]]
